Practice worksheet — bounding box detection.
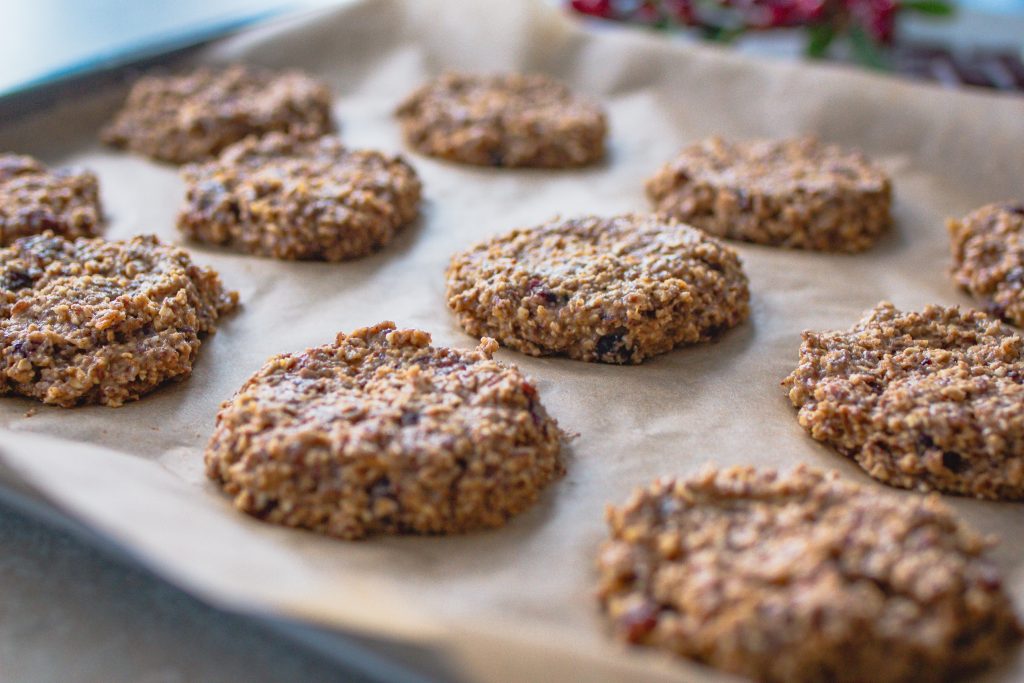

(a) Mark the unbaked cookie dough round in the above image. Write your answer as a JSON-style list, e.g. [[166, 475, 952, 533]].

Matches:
[[205, 321, 564, 539], [784, 301, 1024, 499], [646, 136, 892, 252], [597, 464, 1021, 683], [0, 233, 237, 407], [949, 201, 1024, 326], [395, 72, 607, 168], [445, 213, 749, 364], [178, 133, 421, 261], [0, 153, 102, 246], [102, 64, 335, 164]]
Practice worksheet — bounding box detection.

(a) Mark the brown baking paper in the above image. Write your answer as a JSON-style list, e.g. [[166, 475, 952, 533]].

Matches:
[[2, 1, 1024, 680]]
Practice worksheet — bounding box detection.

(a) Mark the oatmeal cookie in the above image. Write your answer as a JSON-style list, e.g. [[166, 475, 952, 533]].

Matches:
[[102, 64, 334, 164], [646, 136, 892, 251], [395, 72, 606, 168], [178, 133, 421, 261], [0, 233, 237, 407], [445, 214, 749, 364], [597, 464, 1021, 683], [784, 302, 1024, 499], [0, 153, 102, 246], [949, 201, 1024, 326], [205, 321, 563, 539]]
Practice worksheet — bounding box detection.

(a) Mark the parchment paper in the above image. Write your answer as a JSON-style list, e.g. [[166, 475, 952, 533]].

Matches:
[[2, 1, 1024, 680]]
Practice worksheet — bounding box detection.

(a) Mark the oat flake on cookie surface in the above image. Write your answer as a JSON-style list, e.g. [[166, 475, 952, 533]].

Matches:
[[0, 232, 237, 407], [395, 72, 607, 168], [784, 301, 1024, 499], [0, 153, 102, 246], [102, 64, 334, 164], [445, 213, 749, 364], [205, 322, 563, 539], [178, 133, 421, 261], [597, 464, 1021, 683], [646, 136, 892, 252], [949, 201, 1024, 327]]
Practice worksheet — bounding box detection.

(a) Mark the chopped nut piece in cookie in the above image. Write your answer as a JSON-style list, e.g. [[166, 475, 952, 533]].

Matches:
[[646, 136, 892, 251], [396, 72, 606, 168], [446, 214, 749, 364], [949, 201, 1024, 326], [0, 233, 237, 407], [784, 302, 1024, 499], [0, 153, 102, 246], [205, 321, 563, 539], [102, 64, 335, 164], [597, 464, 1021, 683], [178, 133, 421, 261]]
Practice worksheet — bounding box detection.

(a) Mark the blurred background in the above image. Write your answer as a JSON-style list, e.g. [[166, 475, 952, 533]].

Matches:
[[0, 0, 1022, 98]]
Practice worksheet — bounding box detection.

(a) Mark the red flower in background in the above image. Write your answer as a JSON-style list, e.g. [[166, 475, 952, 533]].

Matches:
[[761, 0, 828, 27], [664, 0, 697, 24], [571, 0, 613, 17], [846, 0, 898, 42], [566, 0, 951, 63]]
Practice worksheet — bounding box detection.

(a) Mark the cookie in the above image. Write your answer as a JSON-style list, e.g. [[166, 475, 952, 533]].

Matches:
[[102, 64, 334, 164], [646, 136, 892, 252], [784, 302, 1024, 499], [395, 72, 606, 168], [0, 153, 102, 246], [597, 464, 1021, 683], [178, 133, 421, 261], [205, 321, 563, 539], [445, 214, 749, 364], [0, 233, 237, 407], [949, 201, 1024, 326]]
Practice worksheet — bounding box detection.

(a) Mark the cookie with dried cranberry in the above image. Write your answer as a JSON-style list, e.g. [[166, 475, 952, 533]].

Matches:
[[0, 153, 102, 246], [949, 201, 1024, 326], [445, 214, 749, 364], [178, 133, 421, 261], [597, 464, 1021, 683], [0, 233, 237, 407], [784, 301, 1024, 499], [646, 136, 892, 251], [205, 321, 563, 539], [395, 72, 606, 168], [102, 64, 334, 164]]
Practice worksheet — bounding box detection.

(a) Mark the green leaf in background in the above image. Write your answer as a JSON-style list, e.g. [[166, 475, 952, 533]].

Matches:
[[848, 26, 890, 70], [699, 25, 747, 43], [805, 25, 836, 59], [900, 0, 956, 16]]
